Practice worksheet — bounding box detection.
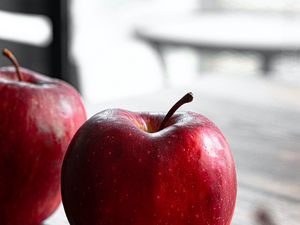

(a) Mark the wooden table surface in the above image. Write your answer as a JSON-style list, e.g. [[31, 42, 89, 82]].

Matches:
[[44, 89, 300, 225], [135, 12, 300, 51], [134, 12, 300, 74]]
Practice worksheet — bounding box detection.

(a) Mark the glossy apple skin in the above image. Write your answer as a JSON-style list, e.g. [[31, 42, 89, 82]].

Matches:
[[0, 67, 87, 225], [62, 109, 237, 225]]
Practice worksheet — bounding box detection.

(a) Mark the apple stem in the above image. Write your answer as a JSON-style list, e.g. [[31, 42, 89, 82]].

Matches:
[[2, 48, 23, 81], [158, 92, 193, 131]]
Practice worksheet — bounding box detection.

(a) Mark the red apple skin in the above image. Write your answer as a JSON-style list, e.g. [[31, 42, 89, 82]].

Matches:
[[0, 67, 87, 225], [62, 109, 237, 225]]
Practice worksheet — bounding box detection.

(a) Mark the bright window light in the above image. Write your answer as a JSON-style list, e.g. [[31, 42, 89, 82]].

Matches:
[[0, 10, 52, 46]]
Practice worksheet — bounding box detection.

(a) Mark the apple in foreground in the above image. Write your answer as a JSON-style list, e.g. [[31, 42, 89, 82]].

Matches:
[[0, 49, 87, 225], [62, 92, 237, 225]]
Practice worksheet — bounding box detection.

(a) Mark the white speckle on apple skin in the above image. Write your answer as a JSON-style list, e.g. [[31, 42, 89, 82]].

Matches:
[[35, 116, 65, 141], [35, 117, 51, 134], [59, 97, 74, 116], [53, 122, 65, 140], [29, 97, 67, 141]]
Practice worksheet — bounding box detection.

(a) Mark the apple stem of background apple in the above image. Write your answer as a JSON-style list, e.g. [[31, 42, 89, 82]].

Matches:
[[2, 48, 24, 81], [158, 92, 193, 131]]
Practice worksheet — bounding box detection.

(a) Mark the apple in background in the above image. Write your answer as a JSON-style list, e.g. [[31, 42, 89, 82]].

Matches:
[[62, 92, 237, 225], [0, 49, 87, 225]]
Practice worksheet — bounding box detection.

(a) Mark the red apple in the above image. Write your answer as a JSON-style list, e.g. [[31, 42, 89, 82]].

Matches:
[[0, 49, 87, 225], [62, 92, 237, 225]]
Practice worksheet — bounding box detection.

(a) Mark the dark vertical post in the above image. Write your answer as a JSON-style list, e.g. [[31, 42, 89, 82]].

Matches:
[[149, 42, 170, 87], [50, 0, 80, 91], [261, 52, 274, 75]]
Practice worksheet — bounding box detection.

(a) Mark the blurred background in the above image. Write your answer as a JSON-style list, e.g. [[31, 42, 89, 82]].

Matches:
[[1, 0, 300, 224], [1, 0, 300, 104]]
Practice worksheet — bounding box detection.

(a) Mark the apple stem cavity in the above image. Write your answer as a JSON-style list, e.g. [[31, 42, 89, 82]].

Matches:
[[158, 92, 193, 131], [2, 48, 24, 81]]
